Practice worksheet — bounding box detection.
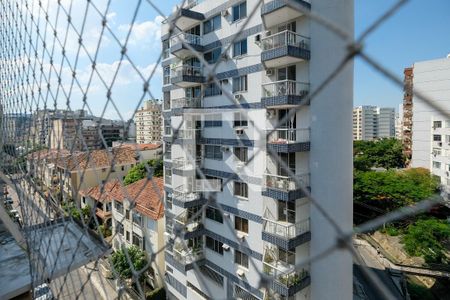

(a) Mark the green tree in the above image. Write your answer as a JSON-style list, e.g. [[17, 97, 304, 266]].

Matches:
[[402, 218, 450, 263], [354, 138, 406, 171], [123, 159, 163, 185], [111, 245, 147, 279]]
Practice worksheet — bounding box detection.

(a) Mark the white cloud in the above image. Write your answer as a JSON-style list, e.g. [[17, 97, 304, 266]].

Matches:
[[118, 16, 164, 49]]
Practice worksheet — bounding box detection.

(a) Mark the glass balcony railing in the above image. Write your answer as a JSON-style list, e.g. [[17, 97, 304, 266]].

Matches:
[[263, 210, 310, 240], [263, 247, 309, 288], [264, 173, 309, 192], [171, 97, 201, 109], [174, 209, 202, 232], [170, 33, 202, 47], [173, 242, 204, 265], [174, 129, 201, 140], [262, 80, 309, 98], [262, 30, 310, 51], [173, 186, 202, 203], [171, 65, 202, 78], [267, 128, 310, 144], [172, 157, 201, 171]]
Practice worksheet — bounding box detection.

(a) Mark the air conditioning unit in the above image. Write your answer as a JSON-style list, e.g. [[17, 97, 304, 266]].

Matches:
[[266, 109, 276, 119], [222, 244, 230, 251], [234, 94, 243, 101], [222, 10, 229, 17], [221, 146, 230, 152], [235, 128, 244, 135], [237, 231, 246, 240], [439, 142, 443, 147], [265, 69, 274, 76], [236, 268, 245, 277]]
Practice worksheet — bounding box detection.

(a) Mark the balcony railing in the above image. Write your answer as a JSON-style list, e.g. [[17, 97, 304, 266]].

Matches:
[[261, 30, 310, 51], [173, 186, 201, 202], [263, 247, 309, 288], [171, 65, 202, 78], [262, 80, 309, 98], [170, 33, 202, 47], [263, 209, 310, 239], [173, 243, 204, 265], [171, 97, 201, 109], [267, 128, 310, 144], [174, 209, 202, 232], [174, 128, 201, 140], [264, 173, 309, 192], [172, 157, 201, 171]]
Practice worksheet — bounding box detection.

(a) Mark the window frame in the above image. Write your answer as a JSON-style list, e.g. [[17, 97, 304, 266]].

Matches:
[[234, 181, 248, 198], [203, 14, 221, 34], [233, 112, 248, 128], [232, 75, 248, 93], [206, 206, 223, 223], [233, 39, 248, 57], [234, 147, 248, 163], [205, 145, 223, 160], [232, 2, 247, 22], [235, 216, 249, 233], [205, 236, 224, 255], [234, 249, 249, 268]]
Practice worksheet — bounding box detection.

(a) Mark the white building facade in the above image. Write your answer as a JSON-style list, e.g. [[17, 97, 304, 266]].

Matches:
[[162, 1, 353, 299], [135, 100, 163, 144], [409, 56, 450, 190], [353, 106, 396, 140]]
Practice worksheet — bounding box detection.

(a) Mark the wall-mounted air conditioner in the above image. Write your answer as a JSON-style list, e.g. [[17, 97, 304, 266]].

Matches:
[[265, 69, 274, 76], [234, 94, 242, 101]]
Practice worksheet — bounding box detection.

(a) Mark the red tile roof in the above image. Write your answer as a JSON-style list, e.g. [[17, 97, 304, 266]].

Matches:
[[79, 177, 164, 220], [115, 143, 162, 151], [26, 149, 72, 161], [57, 147, 138, 170]]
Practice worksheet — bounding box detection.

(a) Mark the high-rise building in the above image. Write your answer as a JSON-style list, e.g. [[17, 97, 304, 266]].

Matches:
[[407, 55, 450, 191], [134, 100, 162, 144], [352, 106, 396, 141], [162, 1, 353, 299]]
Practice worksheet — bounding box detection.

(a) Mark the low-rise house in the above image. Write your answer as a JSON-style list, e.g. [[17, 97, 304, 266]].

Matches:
[[26, 149, 72, 189], [113, 143, 163, 160]]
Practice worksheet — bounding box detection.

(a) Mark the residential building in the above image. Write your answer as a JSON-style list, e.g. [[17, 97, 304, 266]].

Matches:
[[352, 106, 396, 140], [3, 113, 32, 145], [402, 67, 414, 163], [135, 100, 162, 144], [407, 55, 450, 191], [55, 147, 138, 202], [113, 143, 163, 160], [161, 0, 353, 299]]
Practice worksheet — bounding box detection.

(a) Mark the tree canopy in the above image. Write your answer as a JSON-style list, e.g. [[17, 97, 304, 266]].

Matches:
[[123, 159, 163, 185], [354, 138, 406, 171], [111, 245, 147, 279]]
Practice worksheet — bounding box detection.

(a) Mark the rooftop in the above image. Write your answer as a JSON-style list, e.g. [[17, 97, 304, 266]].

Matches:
[[114, 143, 162, 151]]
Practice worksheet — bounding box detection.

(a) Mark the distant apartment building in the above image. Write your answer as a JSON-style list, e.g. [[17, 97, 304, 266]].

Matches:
[[402, 67, 414, 162], [407, 55, 450, 191], [353, 106, 395, 140], [135, 100, 162, 144], [161, 0, 353, 299], [3, 113, 32, 144]]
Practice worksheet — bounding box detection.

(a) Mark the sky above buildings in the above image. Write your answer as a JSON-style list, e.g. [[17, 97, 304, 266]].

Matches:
[[18, 0, 450, 119]]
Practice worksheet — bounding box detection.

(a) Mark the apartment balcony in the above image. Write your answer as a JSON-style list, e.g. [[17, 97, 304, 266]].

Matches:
[[173, 186, 205, 208], [170, 33, 204, 59], [267, 128, 310, 153], [262, 210, 310, 250], [174, 210, 204, 239], [262, 173, 309, 201], [95, 208, 112, 220], [171, 242, 205, 271], [263, 247, 310, 297], [171, 97, 202, 115], [262, 80, 309, 107], [167, 4, 205, 32], [261, 0, 310, 28], [261, 31, 310, 68], [172, 157, 201, 175], [173, 129, 201, 144], [170, 65, 205, 87]]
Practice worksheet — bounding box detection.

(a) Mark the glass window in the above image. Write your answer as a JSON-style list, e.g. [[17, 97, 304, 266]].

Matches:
[[234, 250, 249, 268], [234, 147, 248, 162], [233, 39, 247, 57], [433, 134, 442, 142], [233, 112, 248, 127], [232, 75, 248, 93], [235, 216, 248, 233], [433, 121, 442, 129], [205, 236, 223, 255], [132, 211, 142, 226], [116, 222, 124, 235], [204, 15, 221, 34], [204, 114, 222, 127], [433, 161, 441, 169], [204, 47, 222, 64], [232, 2, 247, 22], [204, 82, 222, 97], [234, 181, 248, 198], [205, 145, 223, 160], [206, 206, 223, 223]]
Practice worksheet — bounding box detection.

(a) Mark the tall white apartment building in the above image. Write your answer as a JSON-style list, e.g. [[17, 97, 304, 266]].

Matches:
[[135, 100, 162, 144], [161, 1, 353, 299], [408, 56, 450, 191], [352, 106, 395, 140]]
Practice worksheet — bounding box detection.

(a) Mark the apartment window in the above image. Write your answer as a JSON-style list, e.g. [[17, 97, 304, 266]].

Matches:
[[121, 166, 125, 171], [433, 134, 442, 142], [204, 114, 222, 127], [278, 248, 295, 265], [232, 75, 248, 93], [166, 193, 173, 210], [233, 39, 247, 57], [132, 232, 144, 249], [234, 250, 249, 268], [234, 147, 248, 162], [204, 82, 222, 97], [126, 231, 130, 242], [234, 181, 248, 198], [232, 1, 247, 22], [115, 201, 124, 214], [235, 216, 249, 233], [205, 145, 223, 160], [163, 66, 170, 85], [116, 222, 124, 235], [205, 236, 223, 255], [203, 15, 221, 34], [132, 211, 142, 226], [162, 39, 170, 59], [206, 175, 223, 192], [233, 112, 248, 127], [125, 209, 130, 220], [206, 206, 223, 223], [204, 47, 222, 64], [433, 161, 441, 169], [433, 121, 442, 129]]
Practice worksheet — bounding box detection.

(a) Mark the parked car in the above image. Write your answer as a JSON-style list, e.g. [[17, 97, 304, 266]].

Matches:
[[33, 284, 54, 300]]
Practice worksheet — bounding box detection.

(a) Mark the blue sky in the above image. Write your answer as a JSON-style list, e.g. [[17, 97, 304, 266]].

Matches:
[[23, 1, 450, 119]]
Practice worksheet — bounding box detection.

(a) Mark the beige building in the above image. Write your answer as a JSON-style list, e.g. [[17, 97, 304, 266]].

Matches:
[[113, 143, 163, 160], [134, 100, 162, 144]]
